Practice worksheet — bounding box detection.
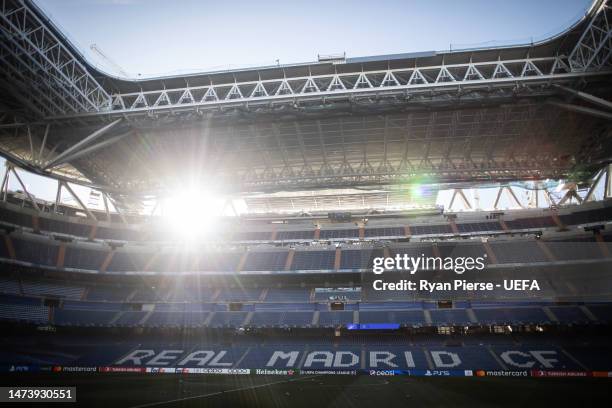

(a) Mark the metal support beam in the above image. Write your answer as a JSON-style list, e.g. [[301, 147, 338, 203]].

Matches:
[[506, 186, 524, 209], [45, 130, 132, 168], [549, 101, 612, 121], [54, 179, 61, 214], [107, 194, 128, 224], [60, 181, 95, 220], [449, 188, 472, 210], [0, 164, 9, 202], [585, 169, 605, 202], [528, 184, 540, 208], [37, 123, 50, 164], [102, 193, 111, 221], [26, 126, 34, 160], [554, 84, 612, 111], [44, 119, 122, 169], [493, 187, 504, 210], [558, 185, 583, 205], [9, 165, 40, 212], [493, 186, 525, 210], [0, 0, 111, 115], [543, 189, 554, 207], [46, 55, 612, 120], [568, 0, 612, 71]]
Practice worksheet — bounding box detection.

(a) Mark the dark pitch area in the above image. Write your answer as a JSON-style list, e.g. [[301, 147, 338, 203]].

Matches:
[[1, 373, 610, 408]]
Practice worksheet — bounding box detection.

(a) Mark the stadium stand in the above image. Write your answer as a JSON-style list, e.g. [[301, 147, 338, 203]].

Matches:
[[1, 2, 612, 406]]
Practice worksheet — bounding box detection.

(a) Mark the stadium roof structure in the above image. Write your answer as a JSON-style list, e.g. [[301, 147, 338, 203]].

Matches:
[[1, 0, 612, 213]]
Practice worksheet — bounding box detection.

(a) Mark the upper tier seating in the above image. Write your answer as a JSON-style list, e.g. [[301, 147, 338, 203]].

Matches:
[[0, 289, 609, 328], [410, 224, 453, 235], [243, 251, 288, 271], [359, 310, 426, 325], [318, 311, 354, 326], [11, 237, 58, 266], [114, 311, 147, 327], [1, 202, 611, 245], [456, 222, 503, 233], [54, 309, 117, 327], [291, 251, 335, 270], [319, 229, 359, 239], [340, 249, 383, 270], [488, 241, 549, 263], [249, 311, 313, 327], [208, 311, 248, 328], [217, 287, 262, 302], [21, 280, 83, 299], [505, 216, 556, 230], [64, 246, 109, 271], [0, 302, 48, 323], [364, 227, 405, 238], [276, 230, 315, 240], [0, 278, 20, 295], [265, 288, 310, 302], [86, 285, 134, 302], [313, 289, 361, 301], [472, 307, 551, 325]]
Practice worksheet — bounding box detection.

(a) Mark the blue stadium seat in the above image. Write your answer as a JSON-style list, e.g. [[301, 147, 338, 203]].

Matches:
[[318, 311, 353, 327], [291, 251, 335, 270]]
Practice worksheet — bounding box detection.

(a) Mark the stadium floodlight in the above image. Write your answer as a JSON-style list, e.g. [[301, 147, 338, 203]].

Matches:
[[162, 187, 223, 241]]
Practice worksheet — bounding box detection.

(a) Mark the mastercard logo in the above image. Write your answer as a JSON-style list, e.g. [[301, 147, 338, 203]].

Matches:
[[475, 370, 486, 377]]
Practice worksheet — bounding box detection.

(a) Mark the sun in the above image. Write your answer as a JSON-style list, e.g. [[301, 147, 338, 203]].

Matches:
[[161, 187, 224, 241]]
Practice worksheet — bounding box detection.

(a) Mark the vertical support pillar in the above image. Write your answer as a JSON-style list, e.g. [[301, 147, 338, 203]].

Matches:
[[88, 224, 97, 241], [431, 243, 441, 258], [100, 249, 115, 272], [449, 218, 459, 234], [595, 232, 611, 257], [536, 241, 556, 262], [482, 241, 498, 264], [31, 215, 40, 233], [334, 247, 342, 271], [3, 235, 16, 259], [383, 247, 390, 259], [551, 213, 564, 229], [284, 249, 295, 271], [56, 243, 66, 269]]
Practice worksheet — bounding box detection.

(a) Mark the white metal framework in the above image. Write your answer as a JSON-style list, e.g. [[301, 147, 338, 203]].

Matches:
[[444, 164, 612, 211], [93, 57, 607, 119], [569, 0, 612, 71], [0, 0, 611, 204], [0, 0, 110, 117]]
